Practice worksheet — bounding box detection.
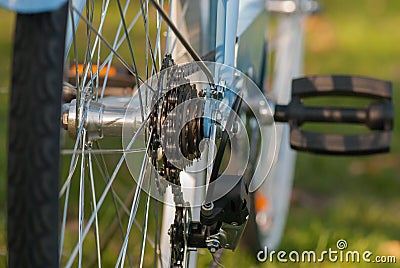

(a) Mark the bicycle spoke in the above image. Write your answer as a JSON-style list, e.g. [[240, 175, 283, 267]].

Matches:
[[79, 0, 110, 98], [155, 0, 163, 70], [90, 145, 135, 268], [65, 117, 148, 267], [153, 199, 162, 268], [70, 3, 159, 106], [92, 152, 156, 248], [116, 0, 146, 121], [59, 102, 88, 197], [60, 104, 88, 261], [115, 127, 152, 267], [72, 3, 143, 100], [139, 0, 158, 78], [71, 5, 142, 85], [139, 179, 152, 268], [61, 148, 146, 155], [82, 0, 97, 98], [88, 148, 102, 268], [92, 142, 155, 247], [116, 137, 152, 267], [70, 4, 80, 92], [78, 129, 87, 268], [99, 0, 133, 101], [166, 0, 189, 56], [94, 0, 106, 100]]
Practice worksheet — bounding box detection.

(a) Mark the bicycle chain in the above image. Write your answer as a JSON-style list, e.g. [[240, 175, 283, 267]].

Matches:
[[169, 206, 184, 267]]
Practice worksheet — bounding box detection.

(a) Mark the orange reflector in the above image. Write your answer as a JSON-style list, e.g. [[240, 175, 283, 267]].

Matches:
[[255, 191, 269, 212], [69, 64, 116, 77]]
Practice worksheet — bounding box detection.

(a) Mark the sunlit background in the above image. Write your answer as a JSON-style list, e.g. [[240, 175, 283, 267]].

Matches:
[[0, 0, 399, 267]]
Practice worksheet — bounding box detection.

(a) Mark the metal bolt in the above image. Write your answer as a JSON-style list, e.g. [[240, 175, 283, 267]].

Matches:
[[62, 111, 68, 129], [201, 202, 214, 217], [231, 121, 239, 134]]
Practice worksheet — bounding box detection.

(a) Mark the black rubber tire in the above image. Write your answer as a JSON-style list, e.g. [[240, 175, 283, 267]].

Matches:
[[7, 4, 68, 267]]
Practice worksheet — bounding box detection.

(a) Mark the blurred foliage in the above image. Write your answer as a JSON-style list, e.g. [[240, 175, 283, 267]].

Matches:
[[279, 0, 400, 267], [1, 0, 400, 267]]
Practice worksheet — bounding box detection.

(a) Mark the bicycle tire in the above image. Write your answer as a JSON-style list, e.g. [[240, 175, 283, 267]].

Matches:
[[7, 3, 68, 267]]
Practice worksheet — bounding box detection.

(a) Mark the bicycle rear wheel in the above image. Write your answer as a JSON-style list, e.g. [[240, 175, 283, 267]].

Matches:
[[8, 1, 198, 267], [8, 1, 276, 266]]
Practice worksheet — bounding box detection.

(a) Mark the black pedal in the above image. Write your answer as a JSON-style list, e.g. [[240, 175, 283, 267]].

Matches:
[[274, 75, 394, 155]]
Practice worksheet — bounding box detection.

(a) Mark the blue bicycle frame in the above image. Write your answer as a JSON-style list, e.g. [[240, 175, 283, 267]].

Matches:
[[203, 0, 268, 137], [0, 0, 67, 13]]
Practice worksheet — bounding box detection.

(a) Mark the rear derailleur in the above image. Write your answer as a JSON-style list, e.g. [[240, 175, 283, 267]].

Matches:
[[169, 174, 250, 267]]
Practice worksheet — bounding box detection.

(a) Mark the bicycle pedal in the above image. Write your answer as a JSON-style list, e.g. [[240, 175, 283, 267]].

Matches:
[[274, 75, 394, 155]]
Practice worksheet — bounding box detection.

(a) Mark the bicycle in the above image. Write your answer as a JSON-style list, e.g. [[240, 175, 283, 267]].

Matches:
[[3, 0, 394, 267]]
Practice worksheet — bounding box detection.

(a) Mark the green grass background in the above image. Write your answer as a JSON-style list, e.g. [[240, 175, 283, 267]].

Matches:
[[1, 0, 400, 267]]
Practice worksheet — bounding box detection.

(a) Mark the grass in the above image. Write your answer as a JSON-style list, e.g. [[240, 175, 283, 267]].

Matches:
[[1, 0, 400, 267], [274, 1, 400, 267], [0, 8, 13, 266]]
